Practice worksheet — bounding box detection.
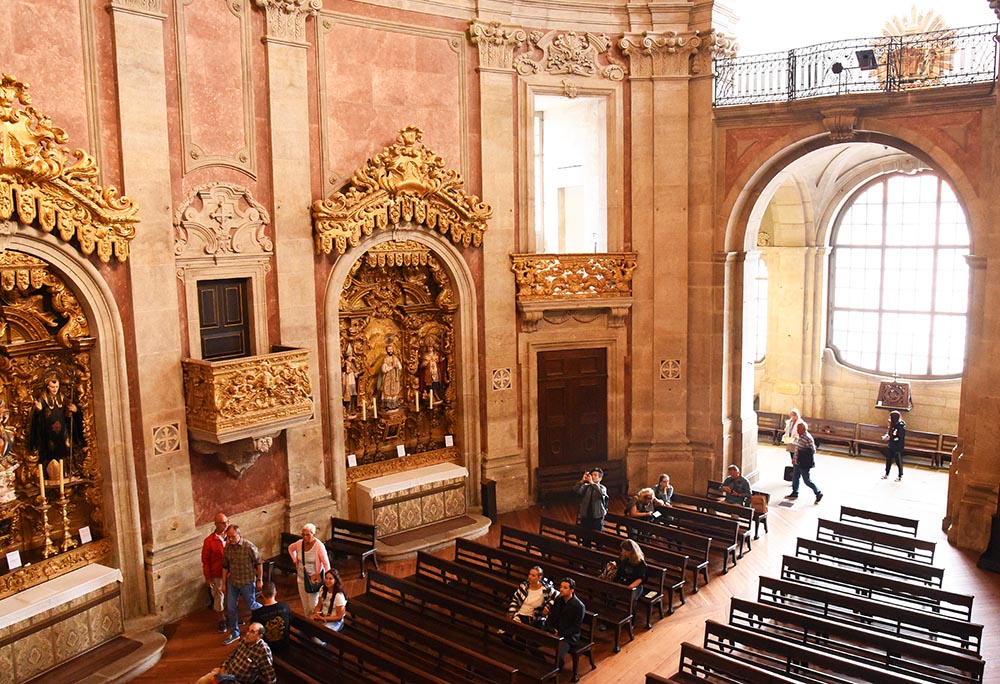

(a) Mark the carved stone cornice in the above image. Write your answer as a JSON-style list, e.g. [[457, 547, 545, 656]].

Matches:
[[821, 108, 859, 142], [514, 30, 627, 81], [511, 252, 637, 301], [312, 126, 492, 255], [0, 74, 138, 262], [469, 20, 527, 71], [691, 29, 738, 77], [620, 31, 705, 78], [107, 0, 166, 19], [254, 0, 320, 45]]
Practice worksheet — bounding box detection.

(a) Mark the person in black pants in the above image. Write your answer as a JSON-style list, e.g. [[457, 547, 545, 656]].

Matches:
[[882, 410, 906, 481], [546, 577, 586, 670]]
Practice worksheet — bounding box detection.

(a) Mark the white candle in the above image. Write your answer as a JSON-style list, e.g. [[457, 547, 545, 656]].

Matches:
[[362, 400, 367, 421], [429, 389, 435, 409], [415, 390, 420, 413], [59, 460, 65, 497], [38, 462, 45, 498], [372, 398, 378, 419]]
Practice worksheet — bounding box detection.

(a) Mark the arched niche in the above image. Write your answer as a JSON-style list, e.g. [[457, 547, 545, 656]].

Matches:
[[323, 226, 482, 515]]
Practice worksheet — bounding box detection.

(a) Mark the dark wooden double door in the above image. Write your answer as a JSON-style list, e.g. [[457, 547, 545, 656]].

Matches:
[[537, 348, 608, 468]]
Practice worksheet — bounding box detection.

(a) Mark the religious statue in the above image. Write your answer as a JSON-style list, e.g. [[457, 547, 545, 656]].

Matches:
[[377, 342, 403, 411], [419, 342, 448, 403], [0, 401, 18, 504], [342, 345, 359, 415], [28, 372, 84, 480]]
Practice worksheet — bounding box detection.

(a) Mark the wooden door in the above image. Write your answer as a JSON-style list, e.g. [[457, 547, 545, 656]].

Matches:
[[537, 348, 608, 468], [197, 278, 250, 360]]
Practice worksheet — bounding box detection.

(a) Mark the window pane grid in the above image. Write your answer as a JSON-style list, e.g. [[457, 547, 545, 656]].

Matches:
[[829, 173, 970, 378]]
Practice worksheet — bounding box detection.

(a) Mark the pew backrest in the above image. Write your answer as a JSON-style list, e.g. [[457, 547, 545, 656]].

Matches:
[[816, 517, 935, 564], [839, 505, 919, 536]]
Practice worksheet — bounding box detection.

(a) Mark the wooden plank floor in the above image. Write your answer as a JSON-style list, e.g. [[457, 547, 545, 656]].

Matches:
[[132, 444, 1000, 683]]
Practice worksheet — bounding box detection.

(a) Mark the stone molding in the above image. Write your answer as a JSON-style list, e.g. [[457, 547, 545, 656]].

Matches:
[[821, 108, 860, 142], [254, 0, 320, 44], [108, 0, 166, 19], [469, 20, 527, 70], [514, 29, 627, 81], [620, 30, 709, 78]]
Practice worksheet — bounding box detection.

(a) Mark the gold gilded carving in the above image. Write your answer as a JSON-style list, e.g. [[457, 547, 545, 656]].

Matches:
[[0, 75, 137, 263], [254, 0, 320, 43], [363, 240, 431, 269], [0, 251, 90, 346], [0, 537, 111, 601], [510, 253, 638, 301], [515, 30, 627, 81], [878, 8, 956, 89], [620, 31, 705, 78], [313, 127, 492, 255], [181, 348, 312, 440], [468, 20, 527, 71], [345, 446, 461, 515]]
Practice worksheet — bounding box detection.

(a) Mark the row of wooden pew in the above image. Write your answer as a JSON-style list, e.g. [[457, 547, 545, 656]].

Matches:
[[646, 505, 987, 684]]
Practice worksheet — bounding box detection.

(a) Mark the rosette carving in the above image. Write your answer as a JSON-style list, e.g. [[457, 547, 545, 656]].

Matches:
[[0, 74, 138, 262], [510, 253, 637, 300], [312, 126, 492, 255], [514, 30, 627, 81]]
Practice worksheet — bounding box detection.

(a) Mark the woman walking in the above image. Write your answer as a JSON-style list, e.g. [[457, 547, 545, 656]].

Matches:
[[882, 410, 906, 481]]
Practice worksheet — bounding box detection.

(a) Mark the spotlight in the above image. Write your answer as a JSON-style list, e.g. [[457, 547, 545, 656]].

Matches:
[[856, 49, 878, 71], [831, 62, 844, 75]]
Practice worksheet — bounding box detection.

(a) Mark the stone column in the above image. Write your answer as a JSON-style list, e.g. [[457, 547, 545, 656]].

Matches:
[[108, 0, 197, 619], [469, 21, 529, 511], [255, 0, 330, 531]]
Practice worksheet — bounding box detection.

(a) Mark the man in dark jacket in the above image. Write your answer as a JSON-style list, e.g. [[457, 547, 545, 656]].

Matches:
[[882, 410, 906, 481], [546, 577, 586, 670], [574, 468, 608, 531]]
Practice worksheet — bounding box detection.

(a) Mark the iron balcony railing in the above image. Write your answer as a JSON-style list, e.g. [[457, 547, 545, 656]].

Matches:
[[714, 23, 999, 106]]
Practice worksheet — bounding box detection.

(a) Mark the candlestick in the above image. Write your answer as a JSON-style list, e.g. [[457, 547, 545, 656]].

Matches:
[[59, 497, 77, 553], [38, 462, 45, 498], [59, 460, 65, 498], [372, 397, 378, 419]]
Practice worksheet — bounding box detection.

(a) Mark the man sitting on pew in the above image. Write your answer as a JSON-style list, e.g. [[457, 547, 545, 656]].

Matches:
[[720, 464, 751, 505], [546, 578, 586, 671], [251, 582, 291, 655], [195, 622, 275, 684], [507, 565, 558, 626]]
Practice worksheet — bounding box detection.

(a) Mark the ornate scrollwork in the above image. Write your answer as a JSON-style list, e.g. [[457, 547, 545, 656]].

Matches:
[[0, 75, 137, 263], [510, 253, 638, 301], [620, 31, 706, 78], [181, 348, 313, 440], [312, 126, 493, 255], [514, 30, 627, 81], [468, 20, 527, 71], [174, 182, 272, 258], [0, 251, 91, 346], [254, 0, 321, 44]]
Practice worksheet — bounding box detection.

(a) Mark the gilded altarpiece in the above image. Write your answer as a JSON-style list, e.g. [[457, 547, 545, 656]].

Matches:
[[0, 251, 107, 597], [340, 241, 457, 466]]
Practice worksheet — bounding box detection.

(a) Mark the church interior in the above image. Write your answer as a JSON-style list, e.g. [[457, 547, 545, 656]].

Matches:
[[1, 0, 1000, 681]]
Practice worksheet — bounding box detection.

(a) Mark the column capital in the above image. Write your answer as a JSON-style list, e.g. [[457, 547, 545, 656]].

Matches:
[[254, 0, 320, 45], [107, 0, 166, 20], [621, 29, 735, 79], [469, 20, 527, 71]]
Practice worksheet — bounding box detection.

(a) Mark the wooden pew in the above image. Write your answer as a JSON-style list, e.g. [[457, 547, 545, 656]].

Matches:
[[780, 554, 974, 621], [939, 433, 958, 468], [816, 517, 936, 564], [729, 597, 986, 684], [265, 531, 300, 581], [604, 512, 711, 591], [804, 415, 858, 454], [345, 600, 520, 684], [277, 613, 454, 684], [535, 460, 628, 503], [455, 537, 635, 652], [757, 576, 984, 655], [702, 619, 930, 684], [839, 505, 919, 537], [356, 569, 563, 683], [756, 410, 784, 445], [538, 516, 688, 625], [706, 480, 769, 539], [652, 642, 801, 684], [653, 505, 741, 571], [795, 537, 944, 586], [668, 493, 754, 553], [327, 516, 378, 578], [855, 422, 889, 457]]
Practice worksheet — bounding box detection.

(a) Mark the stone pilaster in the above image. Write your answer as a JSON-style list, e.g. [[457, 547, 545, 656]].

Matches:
[[256, 0, 331, 529], [108, 0, 198, 619], [469, 20, 528, 510]]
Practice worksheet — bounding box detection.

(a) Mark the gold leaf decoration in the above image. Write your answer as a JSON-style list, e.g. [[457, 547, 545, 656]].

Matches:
[[0, 74, 137, 262], [312, 126, 492, 255], [510, 253, 638, 301]]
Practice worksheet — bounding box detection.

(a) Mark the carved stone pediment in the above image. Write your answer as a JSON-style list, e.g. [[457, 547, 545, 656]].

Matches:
[[514, 30, 626, 81], [0, 74, 137, 262], [174, 182, 272, 264], [312, 126, 492, 255]]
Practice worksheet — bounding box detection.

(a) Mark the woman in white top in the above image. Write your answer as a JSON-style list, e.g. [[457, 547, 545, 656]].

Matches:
[[288, 523, 331, 615], [311, 569, 347, 632], [783, 408, 803, 460]]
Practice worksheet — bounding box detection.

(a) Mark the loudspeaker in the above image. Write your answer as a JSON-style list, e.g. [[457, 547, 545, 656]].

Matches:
[[481, 478, 498, 524]]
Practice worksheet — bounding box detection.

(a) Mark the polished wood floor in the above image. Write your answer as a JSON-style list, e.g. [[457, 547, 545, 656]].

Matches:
[[133, 444, 1000, 683]]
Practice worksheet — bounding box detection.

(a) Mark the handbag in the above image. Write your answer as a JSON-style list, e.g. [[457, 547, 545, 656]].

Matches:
[[303, 567, 322, 593], [750, 493, 769, 515], [600, 560, 618, 580], [783, 465, 795, 482]]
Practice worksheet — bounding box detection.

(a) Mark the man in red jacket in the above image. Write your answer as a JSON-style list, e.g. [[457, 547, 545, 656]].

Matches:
[[202, 512, 228, 632]]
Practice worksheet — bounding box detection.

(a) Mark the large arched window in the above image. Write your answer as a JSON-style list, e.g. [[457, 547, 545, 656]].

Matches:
[[828, 172, 970, 377]]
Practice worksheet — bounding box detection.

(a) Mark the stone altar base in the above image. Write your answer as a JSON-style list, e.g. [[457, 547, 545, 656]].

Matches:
[[374, 513, 491, 562]]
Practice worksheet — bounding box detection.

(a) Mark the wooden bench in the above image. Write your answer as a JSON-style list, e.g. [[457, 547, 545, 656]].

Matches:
[[855, 421, 889, 457], [456, 536, 635, 653], [939, 433, 958, 468], [840, 505, 919, 537], [604, 512, 711, 592], [703, 619, 931, 684], [535, 460, 628, 503], [817, 517, 936, 564], [729, 597, 986, 684], [904, 428, 949, 466], [756, 411, 784, 445], [795, 537, 944, 586], [327, 516, 377, 578], [706, 480, 769, 538], [651, 642, 800, 684], [669, 492, 754, 551], [538, 516, 688, 625], [804, 416, 858, 454], [265, 531, 301, 581], [757, 576, 983, 655], [653, 505, 741, 572], [276, 613, 453, 684], [781, 554, 974, 622], [357, 569, 563, 682]]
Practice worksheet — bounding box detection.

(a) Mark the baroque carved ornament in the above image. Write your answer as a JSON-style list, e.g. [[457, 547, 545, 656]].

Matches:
[[0, 75, 137, 263], [254, 0, 320, 43], [174, 182, 272, 260], [312, 126, 493, 255], [510, 253, 638, 301], [620, 29, 736, 78], [468, 21, 527, 71], [514, 30, 627, 81]]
